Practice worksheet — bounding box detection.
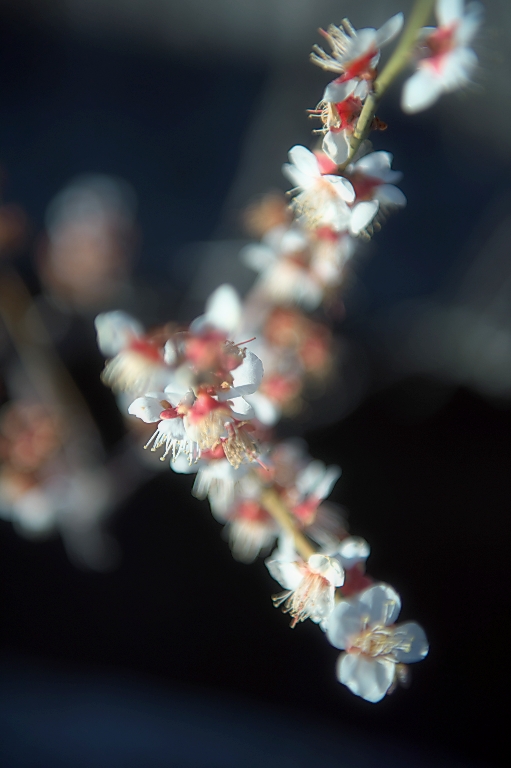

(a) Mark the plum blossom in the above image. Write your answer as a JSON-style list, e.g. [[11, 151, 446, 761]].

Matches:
[[267, 535, 344, 627], [283, 146, 383, 237], [96, 311, 171, 394], [310, 14, 404, 88], [326, 584, 428, 702], [283, 146, 355, 231], [401, 0, 484, 113], [224, 498, 279, 563]]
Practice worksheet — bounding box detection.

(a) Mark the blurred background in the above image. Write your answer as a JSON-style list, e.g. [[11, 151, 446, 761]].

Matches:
[[0, 0, 510, 766]]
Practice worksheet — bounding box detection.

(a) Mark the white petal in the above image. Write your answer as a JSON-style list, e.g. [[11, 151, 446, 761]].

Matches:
[[353, 150, 393, 177], [441, 47, 478, 90], [266, 558, 303, 591], [287, 145, 320, 178], [376, 13, 404, 47], [204, 284, 242, 334], [437, 0, 464, 27], [457, 3, 484, 46], [128, 395, 165, 423], [245, 392, 281, 427], [323, 79, 357, 104], [358, 583, 402, 626], [163, 340, 177, 366], [280, 229, 309, 254], [309, 554, 344, 587], [315, 465, 342, 500], [376, 184, 407, 207], [159, 417, 186, 439], [337, 536, 370, 569], [392, 621, 429, 663], [171, 454, 198, 474], [401, 68, 443, 113], [338, 653, 395, 702], [230, 350, 264, 394], [95, 311, 143, 357], [349, 29, 378, 59], [353, 80, 370, 100], [282, 163, 316, 191], [324, 175, 356, 203], [323, 131, 350, 166], [326, 599, 366, 649], [350, 201, 379, 235], [228, 397, 255, 419]]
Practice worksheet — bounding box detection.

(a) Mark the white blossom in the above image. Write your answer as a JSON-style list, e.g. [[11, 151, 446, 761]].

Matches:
[[283, 145, 355, 231], [310, 14, 404, 79], [267, 536, 344, 627], [401, 0, 483, 113], [327, 584, 429, 702]]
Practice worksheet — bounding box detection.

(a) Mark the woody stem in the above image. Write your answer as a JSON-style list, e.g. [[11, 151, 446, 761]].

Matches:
[[260, 487, 316, 560], [339, 0, 435, 168]]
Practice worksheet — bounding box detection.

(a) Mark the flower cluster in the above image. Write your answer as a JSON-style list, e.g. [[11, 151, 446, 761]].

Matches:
[[96, 286, 264, 469], [95, 0, 485, 702]]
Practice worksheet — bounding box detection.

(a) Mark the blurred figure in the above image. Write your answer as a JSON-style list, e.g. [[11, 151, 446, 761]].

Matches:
[[37, 174, 138, 312]]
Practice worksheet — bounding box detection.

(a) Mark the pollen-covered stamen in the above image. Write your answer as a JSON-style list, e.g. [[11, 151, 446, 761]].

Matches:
[[221, 421, 259, 469], [310, 22, 358, 73], [273, 566, 333, 629], [184, 391, 233, 452], [349, 624, 413, 661], [143, 420, 199, 463]]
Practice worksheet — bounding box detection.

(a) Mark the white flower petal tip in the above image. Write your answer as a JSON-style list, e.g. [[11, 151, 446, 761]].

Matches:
[[401, 69, 443, 113], [337, 536, 370, 569], [375, 13, 404, 47], [128, 395, 166, 423], [204, 284, 242, 334], [95, 311, 143, 357], [350, 201, 379, 235], [337, 653, 395, 703], [323, 131, 350, 166], [323, 80, 357, 104]]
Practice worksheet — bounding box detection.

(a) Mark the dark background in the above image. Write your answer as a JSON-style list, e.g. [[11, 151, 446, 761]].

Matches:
[[0, 3, 510, 767]]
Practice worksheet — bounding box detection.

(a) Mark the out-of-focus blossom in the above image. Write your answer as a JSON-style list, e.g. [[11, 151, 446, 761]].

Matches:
[[326, 584, 428, 701], [346, 151, 406, 211], [401, 0, 483, 113], [0, 400, 115, 568]]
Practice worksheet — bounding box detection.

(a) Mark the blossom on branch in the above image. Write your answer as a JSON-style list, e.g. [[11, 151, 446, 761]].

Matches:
[[326, 584, 428, 701], [401, 0, 484, 113], [267, 536, 344, 627]]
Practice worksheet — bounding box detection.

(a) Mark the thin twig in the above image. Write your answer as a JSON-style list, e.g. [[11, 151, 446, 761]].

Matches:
[[260, 487, 316, 560]]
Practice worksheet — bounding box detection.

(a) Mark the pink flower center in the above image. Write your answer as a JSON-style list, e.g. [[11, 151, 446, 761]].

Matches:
[[337, 49, 377, 82], [349, 171, 382, 201], [424, 24, 457, 73], [128, 338, 163, 363], [333, 96, 363, 132]]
